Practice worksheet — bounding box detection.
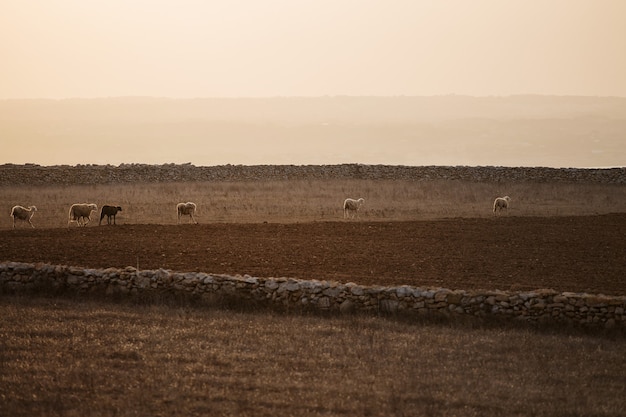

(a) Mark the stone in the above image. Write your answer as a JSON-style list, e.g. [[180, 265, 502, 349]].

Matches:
[[66, 275, 81, 285], [340, 300, 356, 314], [285, 280, 301, 292], [135, 276, 151, 289], [1, 259, 625, 328], [396, 286, 413, 298], [434, 291, 449, 302], [350, 286, 365, 296], [553, 295, 569, 304], [586, 296, 609, 307], [323, 287, 342, 298], [243, 275, 258, 285], [421, 290, 435, 299], [318, 297, 331, 309], [379, 299, 399, 313], [446, 292, 464, 305], [265, 280, 280, 290]]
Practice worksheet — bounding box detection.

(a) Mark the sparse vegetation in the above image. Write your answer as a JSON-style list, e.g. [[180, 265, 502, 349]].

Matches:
[[1, 295, 624, 417], [2, 179, 625, 228], [2, 176, 625, 416]]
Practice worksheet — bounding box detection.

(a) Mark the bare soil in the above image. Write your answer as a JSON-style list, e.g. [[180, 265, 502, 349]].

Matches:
[[2, 214, 625, 295]]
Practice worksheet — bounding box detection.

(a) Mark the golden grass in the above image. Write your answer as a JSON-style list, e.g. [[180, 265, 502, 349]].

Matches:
[[2, 179, 626, 416], [1, 295, 624, 417], [2, 179, 625, 228]]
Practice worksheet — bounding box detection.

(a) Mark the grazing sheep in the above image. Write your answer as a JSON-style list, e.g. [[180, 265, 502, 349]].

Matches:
[[99, 205, 122, 225], [10, 205, 37, 228], [343, 197, 365, 219], [177, 202, 198, 224], [68, 203, 98, 227], [493, 196, 511, 214]]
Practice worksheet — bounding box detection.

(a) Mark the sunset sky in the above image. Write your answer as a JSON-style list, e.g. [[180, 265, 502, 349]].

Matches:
[[1, 1, 625, 167], [2, 0, 625, 98]]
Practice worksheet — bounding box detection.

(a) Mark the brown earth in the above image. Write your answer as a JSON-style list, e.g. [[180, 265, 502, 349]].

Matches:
[[2, 214, 625, 296]]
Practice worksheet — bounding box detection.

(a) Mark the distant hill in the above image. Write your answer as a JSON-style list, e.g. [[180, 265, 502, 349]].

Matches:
[[1, 96, 625, 167]]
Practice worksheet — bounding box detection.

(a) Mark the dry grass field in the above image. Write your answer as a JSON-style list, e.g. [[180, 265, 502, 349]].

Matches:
[[2, 179, 625, 227], [1, 178, 626, 416], [1, 296, 625, 417]]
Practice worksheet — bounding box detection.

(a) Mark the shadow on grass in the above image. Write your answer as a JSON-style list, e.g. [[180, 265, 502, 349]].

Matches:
[[3, 282, 624, 340]]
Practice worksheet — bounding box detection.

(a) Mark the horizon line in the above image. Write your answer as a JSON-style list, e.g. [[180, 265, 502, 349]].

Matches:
[[2, 94, 626, 101], [2, 162, 624, 170]]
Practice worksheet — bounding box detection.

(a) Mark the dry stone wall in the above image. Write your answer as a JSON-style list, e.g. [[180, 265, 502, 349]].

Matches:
[[1, 163, 625, 186], [2, 262, 624, 329]]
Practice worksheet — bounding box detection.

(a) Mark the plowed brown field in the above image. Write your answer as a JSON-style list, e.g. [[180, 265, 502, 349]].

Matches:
[[2, 214, 625, 295]]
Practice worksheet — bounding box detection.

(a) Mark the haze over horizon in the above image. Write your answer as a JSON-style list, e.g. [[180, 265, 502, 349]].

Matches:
[[1, 1, 625, 167]]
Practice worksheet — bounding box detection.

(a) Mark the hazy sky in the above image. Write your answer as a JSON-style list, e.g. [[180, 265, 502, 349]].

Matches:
[[2, 1, 625, 168], [2, 0, 626, 98]]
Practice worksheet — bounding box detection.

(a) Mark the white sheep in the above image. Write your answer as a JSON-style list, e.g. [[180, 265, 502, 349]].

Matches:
[[10, 205, 38, 228], [493, 196, 511, 214], [177, 202, 198, 224], [343, 197, 365, 219], [68, 203, 98, 227]]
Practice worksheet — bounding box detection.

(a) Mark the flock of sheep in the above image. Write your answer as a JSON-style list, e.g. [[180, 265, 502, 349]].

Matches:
[[67, 203, 122, 227], [9, 196, 512, 228], [9, 201, 200, 229]]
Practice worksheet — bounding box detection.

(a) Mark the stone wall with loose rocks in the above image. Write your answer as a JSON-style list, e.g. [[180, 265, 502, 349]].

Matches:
[[1, 163, 625, 186], [2, 262, 624, 329]]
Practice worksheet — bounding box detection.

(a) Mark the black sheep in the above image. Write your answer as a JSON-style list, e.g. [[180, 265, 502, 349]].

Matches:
[[100, 205, 122, 225]]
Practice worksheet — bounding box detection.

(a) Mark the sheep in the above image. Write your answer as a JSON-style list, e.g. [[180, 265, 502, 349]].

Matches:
[[343, 197, 365, 219], [493, 196, 511, 214], [10, 205, 37, 228], [99, 205, 122, 225], [177, 202, 198, 224], [68, 203, 98, 227]]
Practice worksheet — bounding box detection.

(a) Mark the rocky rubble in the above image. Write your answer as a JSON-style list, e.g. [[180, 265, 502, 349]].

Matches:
[[2, 262, 624, 329], [1, 163, 625, 185]]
